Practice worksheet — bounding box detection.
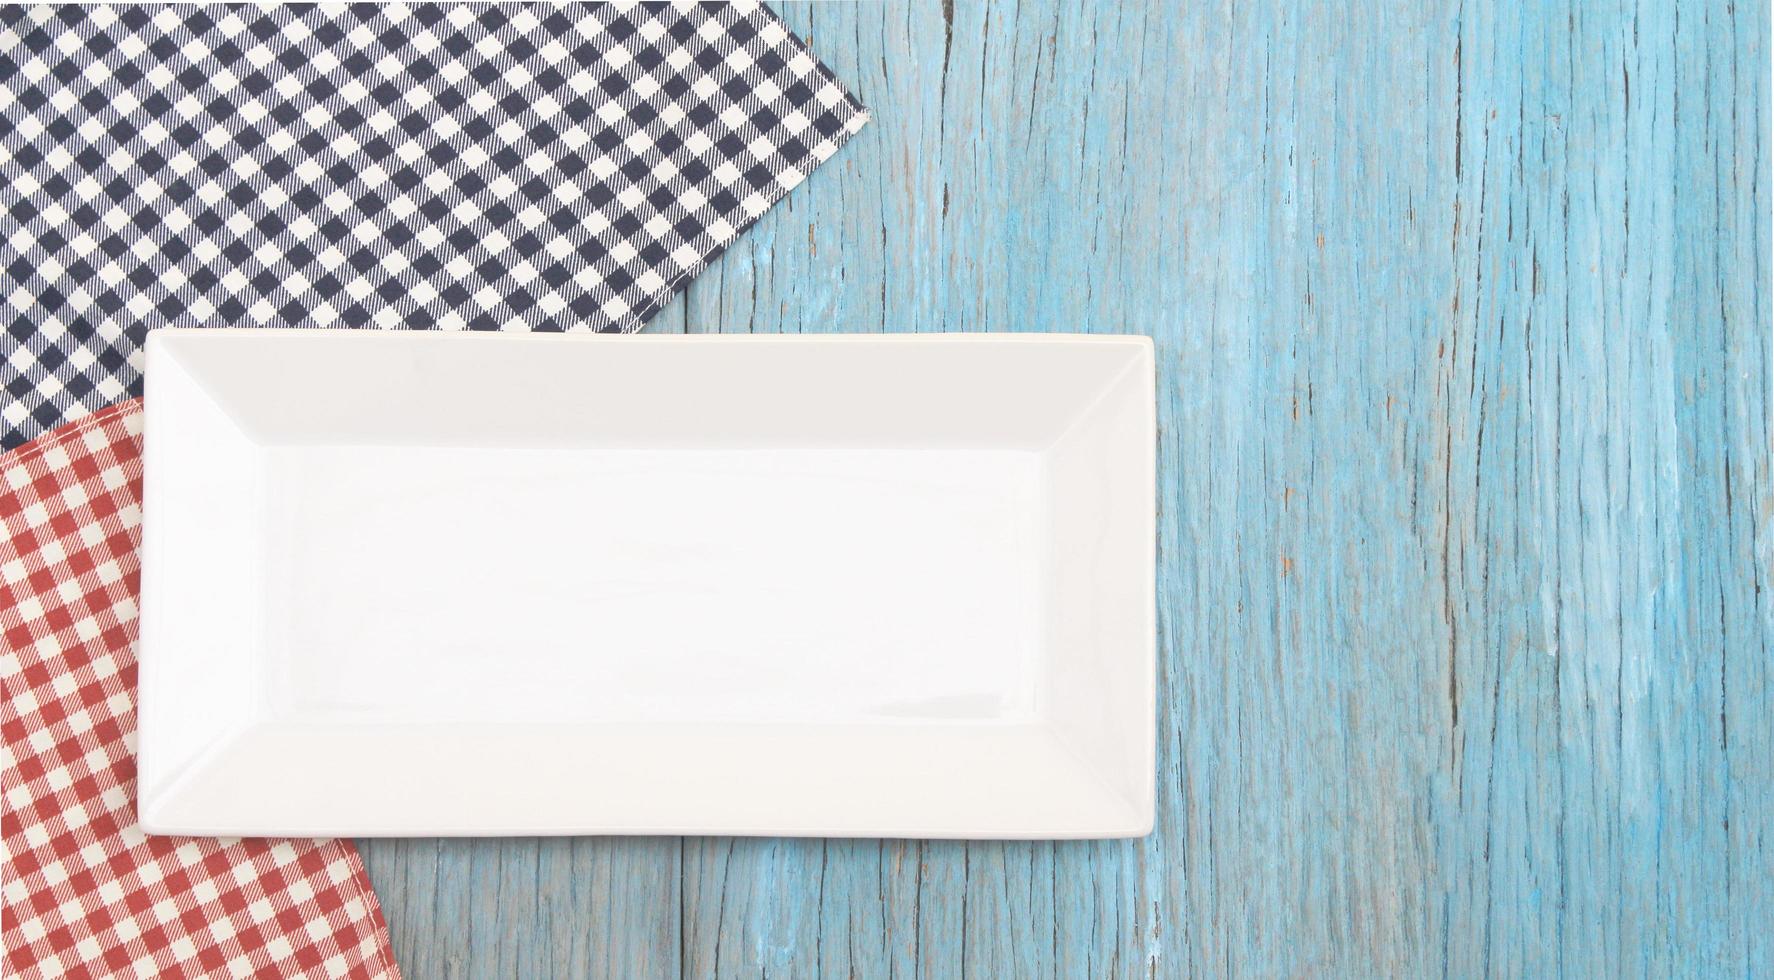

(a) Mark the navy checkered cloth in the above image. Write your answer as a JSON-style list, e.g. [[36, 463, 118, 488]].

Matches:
[[1, 2, 867, 448]]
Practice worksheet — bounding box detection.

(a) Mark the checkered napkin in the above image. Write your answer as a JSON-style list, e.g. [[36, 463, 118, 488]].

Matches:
[[1, 402, 398, 979], [1, 2, 869, 448]]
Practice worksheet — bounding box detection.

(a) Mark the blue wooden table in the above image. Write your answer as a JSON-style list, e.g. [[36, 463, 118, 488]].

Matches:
[[357, 1, 1772, 975]]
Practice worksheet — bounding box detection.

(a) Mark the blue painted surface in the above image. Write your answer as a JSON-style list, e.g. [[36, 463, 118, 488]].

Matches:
[[358, 1, 1772, 975]]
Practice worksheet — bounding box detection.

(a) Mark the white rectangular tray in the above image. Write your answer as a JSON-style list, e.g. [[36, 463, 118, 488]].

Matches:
[[137, 329, 1154, 838]]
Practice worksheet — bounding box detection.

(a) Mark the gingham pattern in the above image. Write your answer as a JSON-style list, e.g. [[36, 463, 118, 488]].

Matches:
[[1, 401, 399, 979], [0, 2, 869, 448]]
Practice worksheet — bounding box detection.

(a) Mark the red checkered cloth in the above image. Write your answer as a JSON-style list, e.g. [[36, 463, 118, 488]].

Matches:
[[1, 401, 400, 979]]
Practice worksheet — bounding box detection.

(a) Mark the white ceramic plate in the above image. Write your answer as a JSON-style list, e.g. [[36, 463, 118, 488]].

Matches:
[[137, 329, 1154, 838]]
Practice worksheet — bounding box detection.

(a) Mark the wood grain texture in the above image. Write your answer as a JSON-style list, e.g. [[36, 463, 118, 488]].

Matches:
[[358, 0, 1772, 975]]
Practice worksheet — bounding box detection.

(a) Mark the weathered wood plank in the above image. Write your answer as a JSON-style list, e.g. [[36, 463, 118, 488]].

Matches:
[[361, 0, 1771, 976], [359, 835, 683, 979]]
